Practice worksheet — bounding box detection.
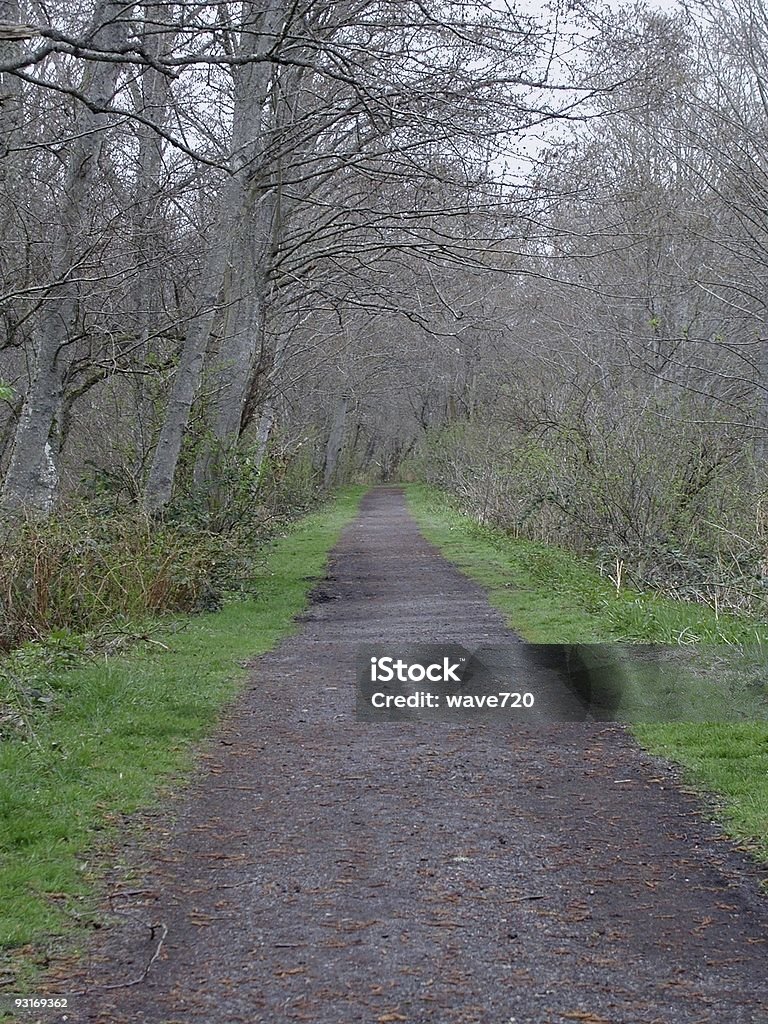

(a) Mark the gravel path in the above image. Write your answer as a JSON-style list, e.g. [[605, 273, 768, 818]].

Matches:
[[66, 487, 768, 1023]]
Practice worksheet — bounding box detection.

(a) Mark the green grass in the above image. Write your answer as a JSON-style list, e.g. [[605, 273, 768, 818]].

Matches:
[[406, 484, 768, 861], [405, 485, 766, 645], [633, 722, 768, 861], [0, 487, 365, 971]]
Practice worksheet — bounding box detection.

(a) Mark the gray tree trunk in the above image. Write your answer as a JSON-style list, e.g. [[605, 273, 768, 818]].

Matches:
[[208, 193, 276, 447], [0, 0, 21, 165], [323, 396, 349, 489], [131, 9, 178, 473], [251, 400, 277, 475], [145, 0, 286, 511], [241, 324, 292, 480], [1, 0, 127, 513], [142, 222, 232, 512]]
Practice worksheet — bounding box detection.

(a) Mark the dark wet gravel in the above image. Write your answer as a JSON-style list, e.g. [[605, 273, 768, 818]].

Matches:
[[59, 487, 768, 1023]]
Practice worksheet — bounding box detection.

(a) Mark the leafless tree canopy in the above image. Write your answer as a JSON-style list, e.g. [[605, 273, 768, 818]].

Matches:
[[0, 0, 767, 606]]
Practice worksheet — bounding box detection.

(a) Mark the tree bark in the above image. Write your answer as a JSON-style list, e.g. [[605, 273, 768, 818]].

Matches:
[[1, 0, 128, 513], [145, 0, 286, 511], [323, 395, 349, 489]]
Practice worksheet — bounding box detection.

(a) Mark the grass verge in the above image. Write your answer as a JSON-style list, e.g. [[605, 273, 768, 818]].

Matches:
[[405, 484, 768, 861], [0, 487, 365, 980]]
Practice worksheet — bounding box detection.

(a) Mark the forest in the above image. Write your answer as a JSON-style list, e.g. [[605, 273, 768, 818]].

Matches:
[[2, 0, 767, 645]]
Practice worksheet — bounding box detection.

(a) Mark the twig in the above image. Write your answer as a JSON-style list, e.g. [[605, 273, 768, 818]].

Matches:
[[98, 922, 168, 991], [108, 888, 157, 899], [71, 922, 168, 995]]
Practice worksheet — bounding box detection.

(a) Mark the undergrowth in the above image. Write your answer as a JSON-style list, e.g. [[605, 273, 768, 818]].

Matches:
[[0, 446, 321, 653]]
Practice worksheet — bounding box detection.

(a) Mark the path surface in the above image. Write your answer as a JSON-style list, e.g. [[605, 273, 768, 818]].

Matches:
[[68, 488, 768, 1023]]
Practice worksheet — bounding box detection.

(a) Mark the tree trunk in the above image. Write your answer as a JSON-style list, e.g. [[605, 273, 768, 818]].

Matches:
[[251, 400, 277, 475], [131, 9, 178, 474], [145, 0, 286, 511], [192, 191, 275, 495], [324, 396, 349, 489], [1, 0, 127, 513], [143, 221, 232, 512]]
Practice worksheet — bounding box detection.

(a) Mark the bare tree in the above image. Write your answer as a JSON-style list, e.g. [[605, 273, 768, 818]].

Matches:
[[1, 0, 130, 511]]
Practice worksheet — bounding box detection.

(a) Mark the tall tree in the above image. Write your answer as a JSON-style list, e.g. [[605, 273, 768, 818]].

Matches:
[[1, 0, 129, 511]]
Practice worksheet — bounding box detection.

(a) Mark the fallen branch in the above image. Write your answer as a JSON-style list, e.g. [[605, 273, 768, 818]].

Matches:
[[96, 922, 168, 991], [71, 922, 168, 995]]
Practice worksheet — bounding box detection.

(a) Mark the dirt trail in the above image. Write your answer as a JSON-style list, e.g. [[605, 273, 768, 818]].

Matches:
[[67, 487, 768, 1023]]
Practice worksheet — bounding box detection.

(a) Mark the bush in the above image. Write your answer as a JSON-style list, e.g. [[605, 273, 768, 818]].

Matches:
[[0, 435, 328, 652], [418, 392, 768, 617], [0, 506, 238, 651]]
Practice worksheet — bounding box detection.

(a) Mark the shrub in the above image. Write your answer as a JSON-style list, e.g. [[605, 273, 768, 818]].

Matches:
[[419, 393, 768, 618], [0, 505, 239, 651]]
